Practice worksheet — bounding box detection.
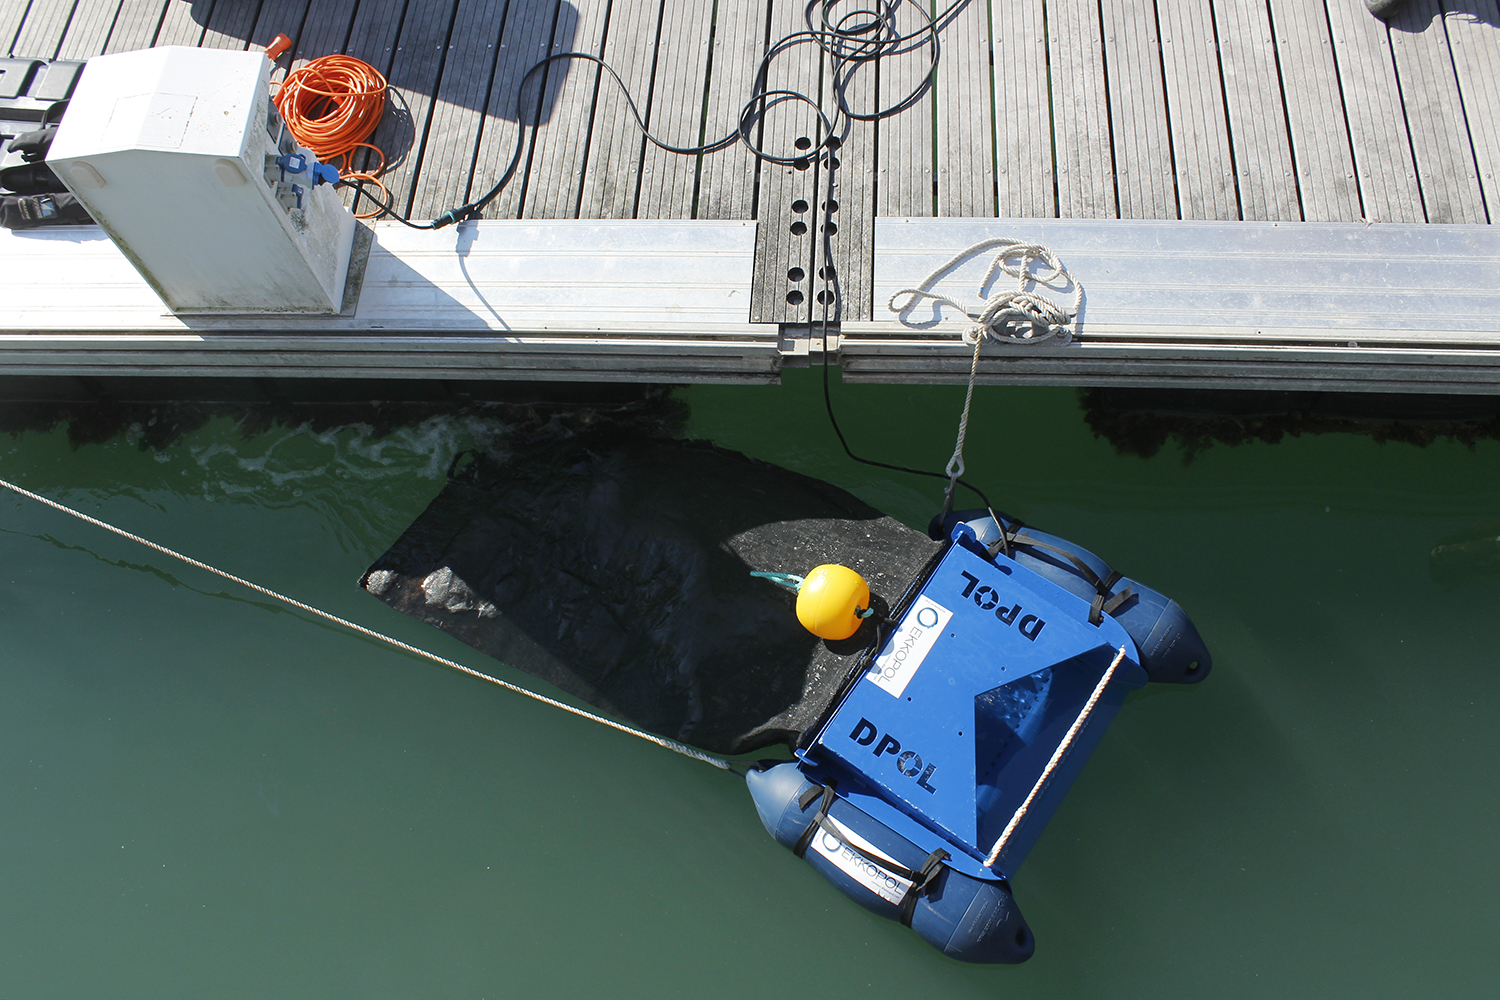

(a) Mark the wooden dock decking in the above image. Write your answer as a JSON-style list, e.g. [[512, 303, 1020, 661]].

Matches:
[[2, 0, 1497, 390]]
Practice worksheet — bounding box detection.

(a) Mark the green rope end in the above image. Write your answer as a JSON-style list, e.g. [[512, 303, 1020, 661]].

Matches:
[[750, 571, 804, 593]]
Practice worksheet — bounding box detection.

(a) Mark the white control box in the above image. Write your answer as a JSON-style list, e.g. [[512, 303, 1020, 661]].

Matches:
[[47, 46, 355, 314]]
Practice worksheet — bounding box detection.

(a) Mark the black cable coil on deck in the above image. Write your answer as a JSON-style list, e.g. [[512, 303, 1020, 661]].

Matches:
[[340, 0, 973, 228]]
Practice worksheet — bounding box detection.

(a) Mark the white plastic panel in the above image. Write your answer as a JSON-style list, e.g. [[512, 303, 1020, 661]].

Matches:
[[45, 46, 353, 314]]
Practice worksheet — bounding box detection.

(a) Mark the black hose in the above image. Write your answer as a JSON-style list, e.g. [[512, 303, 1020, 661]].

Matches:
[[353, 0, 973, 226]]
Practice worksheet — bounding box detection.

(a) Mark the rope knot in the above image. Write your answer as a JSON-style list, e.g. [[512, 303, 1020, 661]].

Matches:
[[889, 238, 1084, 516], [888, 237, 1083, 348]]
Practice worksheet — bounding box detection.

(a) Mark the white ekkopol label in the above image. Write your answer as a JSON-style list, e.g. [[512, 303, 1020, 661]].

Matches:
[[866, 595, 953, 698], [813, 824, 912, 906]]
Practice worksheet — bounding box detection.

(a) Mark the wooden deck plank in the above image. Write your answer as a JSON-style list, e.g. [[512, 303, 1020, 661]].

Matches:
[[56, 0, 123, 58], [3, 0, 32, 55], [1100, 0, 1175, 219], [935, 0, 995, 216], [250, 0, 314, 65], [695, 0, 767, 220], [1048, 0, 1114, 219], [522, 0, 608, 219], [334, 0, 407, 215], [473, 0, 560, 218], [152, 0, 209, 47], [815, 14, 875, 321], [1159, 0, 1237, 219], [290, 0, 360, 69], [103, 0, 169, 52], [991, 0, 1053, 217], [344, 0, 405, 70], [366, 0, 460, 219], [636, 0, 715, 219], [1324, 0, 1422, 222], [1214, 0, 1298, 221], [342, 0, 406, 83], [876, 2, 935, 217], [7, 0, 1494, 241], [1388, 0, 1485, 223], [748, 0, 793, 322], [1443, 0, 1499, 221], [749, 0, 822, 323], [572, 0, 660, 219], [1265, 0, 1360, 222], [11, 0, 78, 56], [199, 0, 261, 50], [406, 0, 512, 220]]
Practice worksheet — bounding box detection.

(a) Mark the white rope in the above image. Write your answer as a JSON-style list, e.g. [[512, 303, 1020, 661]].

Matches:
[[983, 645, 1128, 870], [892, 237, 1082, 509], [0, 476, 733, 771], [942, 336, 983, 510], [887, 237, 1083, 347]]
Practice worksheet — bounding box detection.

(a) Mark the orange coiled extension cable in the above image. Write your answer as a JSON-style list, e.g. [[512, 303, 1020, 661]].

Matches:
[[273, 55, 389, 219]]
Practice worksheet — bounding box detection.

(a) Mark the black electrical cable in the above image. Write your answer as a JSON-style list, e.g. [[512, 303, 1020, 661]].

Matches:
[[815, 196, 994, 515], [819, 346, 994, 513], [331, 178, 439, 229], [349, 0, 973, 227], [337, 0, 994, 510]]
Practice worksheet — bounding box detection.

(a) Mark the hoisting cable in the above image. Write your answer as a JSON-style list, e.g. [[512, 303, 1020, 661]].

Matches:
[[815, 144, 1000, 521], [0, 476, 734, 772], [886, 238, 1084, 515]]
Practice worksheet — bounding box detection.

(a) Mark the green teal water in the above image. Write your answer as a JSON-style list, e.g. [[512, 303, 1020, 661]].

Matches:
[[3, 373, 1499, 999]]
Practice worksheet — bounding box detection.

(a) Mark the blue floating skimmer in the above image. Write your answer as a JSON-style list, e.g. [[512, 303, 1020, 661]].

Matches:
[[747, 515, 1210, 962]]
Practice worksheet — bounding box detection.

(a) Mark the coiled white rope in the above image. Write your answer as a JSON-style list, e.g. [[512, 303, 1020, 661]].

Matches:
[[0, 476, 733, 771], [888, 237, 1083, 510], [886, 237, 1083, 347]]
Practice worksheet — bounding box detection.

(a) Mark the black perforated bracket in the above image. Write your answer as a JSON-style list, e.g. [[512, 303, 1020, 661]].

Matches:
[[750, 138, 874, 329]]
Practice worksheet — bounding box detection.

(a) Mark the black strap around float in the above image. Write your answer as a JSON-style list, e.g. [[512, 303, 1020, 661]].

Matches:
[[792, 791, 951, 926], [817, 820, 947, 927], [7, 126, 55, 161], [792, 783, 837, 858], [898, 848, 951, 927], [994, 515, 1022, 560], [987, 525, 1135, 626], [1087, 570, 1123, 626]]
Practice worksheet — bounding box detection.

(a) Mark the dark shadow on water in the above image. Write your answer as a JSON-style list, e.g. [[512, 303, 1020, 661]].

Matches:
[[1080, 387, 1500, 460], [359, 422, 936, 756], [0, 375, 673, 450]]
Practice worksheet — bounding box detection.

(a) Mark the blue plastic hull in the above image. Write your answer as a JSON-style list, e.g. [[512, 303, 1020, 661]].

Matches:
[[746, 514, 1211, 962], [746, 763, 1034, 964]]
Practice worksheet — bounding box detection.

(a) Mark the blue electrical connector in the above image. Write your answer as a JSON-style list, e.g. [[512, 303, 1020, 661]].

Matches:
[[275, 154, 338, 187], [275, 153, 306, 181]]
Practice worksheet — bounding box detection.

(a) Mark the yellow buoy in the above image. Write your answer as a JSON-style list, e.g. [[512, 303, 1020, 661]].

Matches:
[[795, 564, 871, 640]]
